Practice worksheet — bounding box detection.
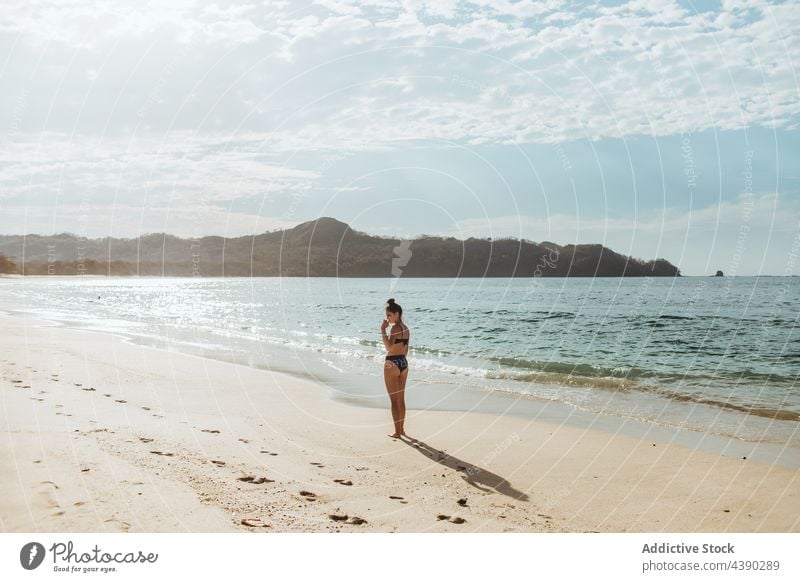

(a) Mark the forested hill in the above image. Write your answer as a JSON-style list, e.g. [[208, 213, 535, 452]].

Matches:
[[0, 217, 680, 277]]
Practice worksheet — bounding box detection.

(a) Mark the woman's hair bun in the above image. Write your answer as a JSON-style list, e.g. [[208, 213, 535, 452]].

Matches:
[[387, 298, 395, 304]]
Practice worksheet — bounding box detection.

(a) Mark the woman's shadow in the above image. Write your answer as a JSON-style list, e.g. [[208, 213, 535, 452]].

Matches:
[[400, 435, 529, 502]]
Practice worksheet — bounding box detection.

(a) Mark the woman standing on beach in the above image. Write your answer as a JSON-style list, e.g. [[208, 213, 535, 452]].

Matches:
[[381, 298, 409, 439]]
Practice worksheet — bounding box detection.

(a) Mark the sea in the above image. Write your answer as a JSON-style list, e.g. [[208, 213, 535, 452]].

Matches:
[[1, 275, 798, 465]]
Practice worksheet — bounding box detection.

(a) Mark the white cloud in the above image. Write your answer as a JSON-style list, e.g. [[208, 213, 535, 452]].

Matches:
[[313, 0, 362, 16], [0, 132, 319, 205], [1, 0, 797, 147], [444, 192, 800, 275], [467, 0, 567, 19], [0, 199, 301, 239]]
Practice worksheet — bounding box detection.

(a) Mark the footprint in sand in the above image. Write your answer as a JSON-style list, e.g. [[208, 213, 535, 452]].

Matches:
[[201, 429, 220, 434], [329, 513, 349, 521], [389, 495, 404, 500], [114, 399, 127, 404], [310, 461, 325, 467], [348, 517, 367, 525], [238, 476, 275, 484], [141, 406, 150, 411], [103, 394, 112, 398], [210, 460, 226, 466], [260, 451, 279, 456], [238, 438, 250, 443], [240, 518, 270, 528], [150, 451, 174, 457], [437, 514, 465, 524], [73, 501, 88, 506], [138, 437, 154, 443], [81, 387, 96, 392], [457, 498, 468, 507], [103, 518, 131, 532], [74, 383, 82, 387], [36, 481, 61, 511], [333, 479, 353, 486], [299, 490, 317, 500]]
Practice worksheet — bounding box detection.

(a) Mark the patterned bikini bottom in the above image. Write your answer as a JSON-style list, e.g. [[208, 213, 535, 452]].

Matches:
[[384, 354, 408, 373]]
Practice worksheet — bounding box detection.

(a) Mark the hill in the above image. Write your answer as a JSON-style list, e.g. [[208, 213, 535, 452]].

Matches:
[[0, 217, 680, 277]]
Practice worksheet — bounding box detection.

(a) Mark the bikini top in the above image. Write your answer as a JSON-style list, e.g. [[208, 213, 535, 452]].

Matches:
[[392, 324, 410, 345]]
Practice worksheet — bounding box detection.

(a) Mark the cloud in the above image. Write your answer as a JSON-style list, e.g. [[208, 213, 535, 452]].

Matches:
[[0, 132, 319, 206], [0, 0, 796, 146], [0, 198, 301, 239], [444, 192, 800, 275]]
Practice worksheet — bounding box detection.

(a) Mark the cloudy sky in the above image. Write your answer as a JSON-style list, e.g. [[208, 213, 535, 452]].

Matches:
[[1, 0, 798, 275]]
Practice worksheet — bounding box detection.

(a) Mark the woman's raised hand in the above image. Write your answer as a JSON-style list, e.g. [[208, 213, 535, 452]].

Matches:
[[380, 319, 389, 332]]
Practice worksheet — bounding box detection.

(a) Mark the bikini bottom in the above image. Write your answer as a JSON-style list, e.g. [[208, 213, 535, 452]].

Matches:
[[385, 354, 408, 373]]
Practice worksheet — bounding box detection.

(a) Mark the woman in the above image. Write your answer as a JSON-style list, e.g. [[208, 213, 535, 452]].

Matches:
[[381, 297, 409, 439]]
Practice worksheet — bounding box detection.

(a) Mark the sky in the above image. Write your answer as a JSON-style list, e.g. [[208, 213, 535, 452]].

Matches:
[[0, 0, 798, 275]]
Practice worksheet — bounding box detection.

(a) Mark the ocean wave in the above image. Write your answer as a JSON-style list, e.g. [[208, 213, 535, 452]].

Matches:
[[487, 355, 659, 380], [645, 387, 800, 422], [484, 369, 635, 391], [481, 355, 800, 422]]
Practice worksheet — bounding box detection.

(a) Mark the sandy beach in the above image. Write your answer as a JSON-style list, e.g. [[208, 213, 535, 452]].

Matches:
[[0, 311, 798, 533]]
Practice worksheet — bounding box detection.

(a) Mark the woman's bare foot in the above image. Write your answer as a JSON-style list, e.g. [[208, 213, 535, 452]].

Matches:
[[388, 433, 402, 438]]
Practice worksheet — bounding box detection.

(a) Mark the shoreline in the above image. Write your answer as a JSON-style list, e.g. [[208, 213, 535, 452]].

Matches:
[[1, 311, 798, 532], [3, 304, 798, 472]]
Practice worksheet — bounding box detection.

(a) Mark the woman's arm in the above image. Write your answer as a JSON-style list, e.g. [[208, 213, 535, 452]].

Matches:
[[380, 321, 390, 350]]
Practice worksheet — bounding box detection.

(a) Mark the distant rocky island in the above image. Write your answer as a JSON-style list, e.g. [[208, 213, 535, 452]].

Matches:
[[0, 217, 680, 277]]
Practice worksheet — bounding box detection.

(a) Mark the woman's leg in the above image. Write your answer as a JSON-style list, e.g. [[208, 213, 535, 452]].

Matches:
[[396, 367, 408, 435], [383, 360, 403, 437]]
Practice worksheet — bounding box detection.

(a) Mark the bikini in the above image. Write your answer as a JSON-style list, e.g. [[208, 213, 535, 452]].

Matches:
[[385, 325, 409, 372]]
